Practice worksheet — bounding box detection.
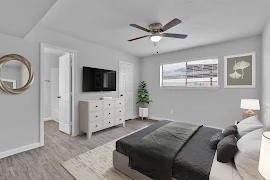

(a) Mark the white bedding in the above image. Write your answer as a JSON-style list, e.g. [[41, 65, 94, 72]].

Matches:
[[210, 152, 242, 180]]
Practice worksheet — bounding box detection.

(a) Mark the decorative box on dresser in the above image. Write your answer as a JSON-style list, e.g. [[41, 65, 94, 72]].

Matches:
[[79, 98, 125, 139]]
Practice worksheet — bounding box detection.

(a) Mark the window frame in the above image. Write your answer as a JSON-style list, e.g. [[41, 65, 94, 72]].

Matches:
[[160, 57, 220, 89]]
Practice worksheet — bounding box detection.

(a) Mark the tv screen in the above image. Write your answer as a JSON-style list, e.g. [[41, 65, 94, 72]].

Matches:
[[83, 67, 116, 92]]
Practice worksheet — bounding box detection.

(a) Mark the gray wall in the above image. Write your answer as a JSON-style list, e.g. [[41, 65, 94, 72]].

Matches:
[[44, 53, 60, 118], [141, 36, 261, 128], [0, 33, 39, 153], [1, 66, 21, 88], [261, 19, 270, 126], [26, 27, 141, 135]]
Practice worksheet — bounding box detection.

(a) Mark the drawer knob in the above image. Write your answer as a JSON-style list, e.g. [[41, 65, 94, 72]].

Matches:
[[109, 104, 111, 106], [96, 106, 98, 108], [119, 119, 121, 120], [119, 111, 121, 112], [96, 125, 98, 127], [109, 113, 111, 115], [109, 122, 111, 124], [96, 115, 98, 117], [120, 103, 121, 104]]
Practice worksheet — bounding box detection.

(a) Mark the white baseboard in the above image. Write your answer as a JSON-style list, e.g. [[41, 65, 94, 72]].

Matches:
[[150, 116, 222, 130], [0, 142, 41, 159], [44, 117, 59, 122], [149, 116, 166, 121], [44, 117, 53, 121]]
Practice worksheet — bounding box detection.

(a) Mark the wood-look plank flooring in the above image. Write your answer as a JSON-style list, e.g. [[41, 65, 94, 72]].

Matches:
[[0, 119, 156, 180]]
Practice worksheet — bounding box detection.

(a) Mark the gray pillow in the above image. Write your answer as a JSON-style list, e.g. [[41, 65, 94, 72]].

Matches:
[[210, 132, 224, 149], [216, 135, 238, 163], [234, 128, 265, 180], [237, 116, 264, 137], [222, 125, 237, 137]]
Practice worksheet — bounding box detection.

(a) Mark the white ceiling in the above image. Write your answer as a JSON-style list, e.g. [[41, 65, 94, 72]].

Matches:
[[0, 0, 57, 38], [35, 0, 270, 57], [1, 0, 270, 57]]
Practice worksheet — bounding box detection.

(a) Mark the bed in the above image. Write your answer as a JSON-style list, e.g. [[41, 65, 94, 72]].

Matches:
[[113, 120, 243, 180]]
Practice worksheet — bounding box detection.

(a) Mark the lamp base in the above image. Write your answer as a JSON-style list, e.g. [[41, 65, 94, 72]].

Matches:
[[243, 110, 256, 119]]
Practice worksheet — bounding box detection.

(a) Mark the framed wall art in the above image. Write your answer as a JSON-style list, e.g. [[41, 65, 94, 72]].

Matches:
[[224, 52, 255, 88]]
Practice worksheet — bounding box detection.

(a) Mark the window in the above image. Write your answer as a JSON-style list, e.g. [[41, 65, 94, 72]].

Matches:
[[160, 58, 218, 88]]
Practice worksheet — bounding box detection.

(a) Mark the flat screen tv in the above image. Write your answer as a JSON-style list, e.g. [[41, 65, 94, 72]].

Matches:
[[83, 66, 116, 92]]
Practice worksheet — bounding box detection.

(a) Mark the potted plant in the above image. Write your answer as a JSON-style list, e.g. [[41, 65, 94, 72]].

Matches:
[[137, 81, 152, 120]]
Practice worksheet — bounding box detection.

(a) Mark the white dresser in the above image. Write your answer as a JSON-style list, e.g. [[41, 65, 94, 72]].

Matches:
[[79, 98, 125, 139]]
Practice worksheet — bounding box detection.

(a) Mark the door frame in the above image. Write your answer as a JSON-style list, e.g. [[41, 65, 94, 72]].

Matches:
[[40, 43, 78, 146], [118, 61, 134, 119]]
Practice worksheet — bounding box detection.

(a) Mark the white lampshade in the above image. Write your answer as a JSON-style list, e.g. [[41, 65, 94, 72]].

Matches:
[[259, 132, 270, 179], [240, 99, 260, 110]]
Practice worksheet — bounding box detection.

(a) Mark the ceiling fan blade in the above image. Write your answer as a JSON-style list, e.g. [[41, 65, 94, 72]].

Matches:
[[161, 18, 182, 32], [130, 24, 150, 32], [163, 33, 187, 39], [128, 35, 150, 42]]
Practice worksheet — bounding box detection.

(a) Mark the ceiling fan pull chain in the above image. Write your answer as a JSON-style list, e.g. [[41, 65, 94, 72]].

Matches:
[[152, 42, 159, 55]]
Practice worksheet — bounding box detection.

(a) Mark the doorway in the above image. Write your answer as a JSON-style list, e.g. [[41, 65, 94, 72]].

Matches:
[[119, 61, 134, 120], [40, 43, 78, 146]]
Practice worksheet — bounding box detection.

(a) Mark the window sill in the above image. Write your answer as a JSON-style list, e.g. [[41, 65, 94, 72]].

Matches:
[[160, 86, 220, 90]]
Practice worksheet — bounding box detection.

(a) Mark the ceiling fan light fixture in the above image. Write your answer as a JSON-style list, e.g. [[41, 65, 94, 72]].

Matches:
[[128, 19, 187, 42], [150, 35, 162, 42]]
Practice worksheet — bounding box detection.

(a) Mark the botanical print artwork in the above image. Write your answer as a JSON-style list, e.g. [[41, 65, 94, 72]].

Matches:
[[229, 61, 250, 79], [225, 53, 255, 88]]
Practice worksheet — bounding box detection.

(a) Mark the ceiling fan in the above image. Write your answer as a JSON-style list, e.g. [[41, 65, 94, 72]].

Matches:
[[128, 18, 187, 42]]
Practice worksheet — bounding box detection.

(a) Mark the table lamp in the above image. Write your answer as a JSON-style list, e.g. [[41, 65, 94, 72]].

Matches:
[[259, 132, 270, 180], [240, 99, 260, 119]]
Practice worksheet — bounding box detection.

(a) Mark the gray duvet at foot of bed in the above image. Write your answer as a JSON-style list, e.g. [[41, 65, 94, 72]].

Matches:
[[129, 121, 202, 180], [172, 126, 221, 180], [116, 120, 221, 180]]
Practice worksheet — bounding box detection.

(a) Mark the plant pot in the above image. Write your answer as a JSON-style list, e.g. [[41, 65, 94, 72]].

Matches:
[[139, 107, 149, 118]]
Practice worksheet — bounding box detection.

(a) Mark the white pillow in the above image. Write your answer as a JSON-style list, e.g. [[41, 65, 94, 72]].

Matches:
[[234, 128, 265, 180], [237, 116, 264, 137]]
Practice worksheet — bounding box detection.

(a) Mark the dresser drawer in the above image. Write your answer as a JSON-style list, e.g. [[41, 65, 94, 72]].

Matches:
[[103, 101, 115, 109], [89, 102, 102, 112], [115, 116, 125, 124], [103, 109, 115, 119], [89, 121, 102, 133], [116, 99, 125, 107], [89, 111, 102, 122], [103, 118, 115, 129], [116, 107, 124, 116]]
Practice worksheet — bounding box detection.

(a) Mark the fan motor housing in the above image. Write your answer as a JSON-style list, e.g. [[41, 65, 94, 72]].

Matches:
[[149, 23, 162, 33]]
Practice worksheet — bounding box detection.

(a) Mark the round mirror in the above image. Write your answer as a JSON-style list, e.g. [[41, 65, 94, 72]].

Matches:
[[0, 54, 34, 94]]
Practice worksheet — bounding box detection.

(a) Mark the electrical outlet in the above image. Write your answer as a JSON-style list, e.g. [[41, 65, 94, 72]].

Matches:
[[170, 110, 174, 115]]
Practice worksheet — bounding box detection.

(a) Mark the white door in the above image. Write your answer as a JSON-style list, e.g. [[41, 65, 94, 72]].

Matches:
[[59, 54, 72, 134], [119, 61, 133, 120], [51, 68, 59, 122]]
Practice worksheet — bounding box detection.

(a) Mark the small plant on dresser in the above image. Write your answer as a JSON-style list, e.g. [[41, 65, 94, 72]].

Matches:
[[137, 81, 152, 120]]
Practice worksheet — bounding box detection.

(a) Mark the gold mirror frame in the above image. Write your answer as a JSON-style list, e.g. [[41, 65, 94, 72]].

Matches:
[[0, 54, 34, 94]]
